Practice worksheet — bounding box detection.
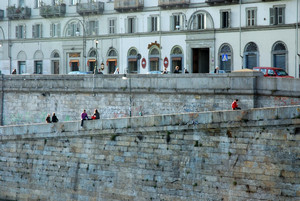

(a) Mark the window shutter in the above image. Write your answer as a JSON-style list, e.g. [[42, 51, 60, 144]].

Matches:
[[170, 16, 174, 31], [157, 16, 160, 31], [95, 21, 99, 35], [67, 23, 71, 36], [40, 24, 43, 38], [228, 11, 231, 28], [133, 17, 136, 33], [125, 18, 128, 33], [192, 15, 197, 30], [180, 14, 184, 30], [32, 25, 35, 38], [147, 16, 151, 32], [57, 23, 61, 37], [50, 24, 53, 37], [279, 7, 285, 24], [16, 26, 19, 38], [270, 8, 275, 25], [24, 25, 26, 39], [203, 14, 206, 29]]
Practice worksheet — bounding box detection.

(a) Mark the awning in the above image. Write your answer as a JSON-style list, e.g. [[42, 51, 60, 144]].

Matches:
[[70, 59, 79, 63], [172, 57, 182, 61], [107, 59, 117, 62], [150, 57, 159, 61], [128, 58, 137, 62]]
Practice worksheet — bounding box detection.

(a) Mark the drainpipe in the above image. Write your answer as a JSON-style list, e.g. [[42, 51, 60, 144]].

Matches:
[[1, 74, 3, 126], [239, 0, 243, 69], [296, 0, 299, 78]]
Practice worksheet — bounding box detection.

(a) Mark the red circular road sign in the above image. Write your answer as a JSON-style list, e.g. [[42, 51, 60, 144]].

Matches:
[[141, 58, 146, 69], [164, 57, 169, 68]]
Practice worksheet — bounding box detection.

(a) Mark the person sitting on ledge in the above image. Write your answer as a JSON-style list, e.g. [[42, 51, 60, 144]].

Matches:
[[91, 109, 100, 120], [81, 109, 89, 127], [45, 114, 52, 123], [52, 112, 59, 123], [232, 99, 241, 110]]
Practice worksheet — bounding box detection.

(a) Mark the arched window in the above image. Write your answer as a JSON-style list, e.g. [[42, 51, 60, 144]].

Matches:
[[149, 47, 160, 72], [219, 44, 232, 72], [53, 52, 60, 58], [170, 46, 184, 73], [128, 48, 139, 74], [107, 49, 118, 74], [272, 42, 287, 70], [89, 50, 97, 57], [243, 42, 259, 69]]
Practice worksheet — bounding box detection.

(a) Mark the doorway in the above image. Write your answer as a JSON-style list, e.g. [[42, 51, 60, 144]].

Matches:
[[192, 48, 209, 73]]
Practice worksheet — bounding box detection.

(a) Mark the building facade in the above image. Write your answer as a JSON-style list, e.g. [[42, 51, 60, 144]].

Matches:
[[0, 0, 299, 77]]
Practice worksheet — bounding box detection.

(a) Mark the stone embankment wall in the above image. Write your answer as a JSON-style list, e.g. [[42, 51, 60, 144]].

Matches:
[[1, 71, 300, 126], [0, 106, 299, 201]]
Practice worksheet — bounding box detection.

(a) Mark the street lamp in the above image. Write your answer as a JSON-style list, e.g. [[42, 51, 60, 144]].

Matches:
[[75, 20, 87, 72], [94, 39, 99, 74]]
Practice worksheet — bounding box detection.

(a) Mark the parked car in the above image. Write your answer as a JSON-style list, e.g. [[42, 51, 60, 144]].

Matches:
[[209, 70, 226, 74], [68, 71, 93, 75], [253, 67, 294, 78]]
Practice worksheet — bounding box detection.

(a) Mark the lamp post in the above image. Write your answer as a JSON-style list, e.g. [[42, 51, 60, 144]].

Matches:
[[75, 19, 87, 72], [94, 39, 99, 74]]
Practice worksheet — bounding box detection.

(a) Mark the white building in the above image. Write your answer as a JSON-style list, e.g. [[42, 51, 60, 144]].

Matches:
[[0, 0, 299, 77]]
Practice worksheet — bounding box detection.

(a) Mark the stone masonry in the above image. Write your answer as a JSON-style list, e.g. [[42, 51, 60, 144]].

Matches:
[[0, 105, 299, 200], [1, 71, 300, 126]]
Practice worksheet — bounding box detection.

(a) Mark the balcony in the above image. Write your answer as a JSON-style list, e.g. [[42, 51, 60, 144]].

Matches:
[[0, 10, 4, 20], [40, 4, 66, 18], [114, 0, 144, 12], [205, 0, 239, 6], [158, 0, 190, 8], [77, 2, 104, 15], [7, 6, 31, 20]]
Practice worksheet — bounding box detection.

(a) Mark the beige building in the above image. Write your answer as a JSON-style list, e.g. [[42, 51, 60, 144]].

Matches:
[[0, 0, 299, 77]]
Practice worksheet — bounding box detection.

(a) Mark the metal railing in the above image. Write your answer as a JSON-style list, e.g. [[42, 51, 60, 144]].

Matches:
[[76, 2, 104, 15], [114, 0, 144, 10], [40, 4, 66, 18], [158, 0, 190, 6], [7, 6, 31, 20]]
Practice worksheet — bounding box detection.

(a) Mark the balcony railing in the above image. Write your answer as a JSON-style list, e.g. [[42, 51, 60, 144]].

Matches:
[[205, 0, 239, 5], [76, 2, 104, 15], [7, 6, 31, 20], [114, 0, 144, 12], [158, 0, 190, 8], [40, 4, 66, 18], [0, 10, 4, 20]]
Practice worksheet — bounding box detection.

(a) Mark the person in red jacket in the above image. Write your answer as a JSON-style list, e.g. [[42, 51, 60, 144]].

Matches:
[[232, 99, 241, 110]]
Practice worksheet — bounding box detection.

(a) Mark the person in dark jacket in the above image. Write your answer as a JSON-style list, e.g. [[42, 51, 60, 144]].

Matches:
[[45, 114, 51, 123], [91, 109, 100, 120], [173, 66, 180, 73], [52, 112, 59, 123], [81, 109, 89, 127]]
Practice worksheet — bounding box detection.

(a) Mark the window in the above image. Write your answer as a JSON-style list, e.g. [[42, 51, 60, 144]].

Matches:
[[270, 6, 285, 25], [170, 14, 184, 31], [192, 14, 205, 30], [109, 19, 116, 34], [19, 0, 25, 7], [148, 16, 159, 32], [127, 17, 136, 33], [87, 20, 98, 36], [219, 44, 232, 73], [149, 48, 160, 72], [50, 23, 61, 37], [18, 61, 26, 74], [171, 46, 183, 73], [246, 8, 257, 26], [272, 42, 287, 70], [35, 0, 42, 8], [70, 0, 79, 6], [67, 22, 79, 36], [34, 61, 43, 74], [32, 24, 42, 38], [128, 48, 138, 73], [244, 42, 259, 69], [220, 10, 230, 28], [16, 25, 26, 39]]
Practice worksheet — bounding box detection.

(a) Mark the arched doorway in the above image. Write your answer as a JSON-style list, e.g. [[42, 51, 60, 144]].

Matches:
[[148, 46, 160, 72], [107, 48, 118, 74], [219, 44, 232, 73], [127, 48, 139, 74], [88, 50, 97, 72], [244, 42, 259, 69], [170, 46, 183, 73], [272, 41, 287, 70], [51, 51, 60, 74]]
